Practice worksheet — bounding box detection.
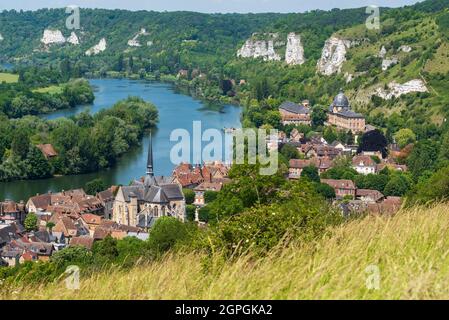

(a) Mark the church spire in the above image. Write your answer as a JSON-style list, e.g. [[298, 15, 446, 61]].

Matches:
[[146, 132, 154, 177]]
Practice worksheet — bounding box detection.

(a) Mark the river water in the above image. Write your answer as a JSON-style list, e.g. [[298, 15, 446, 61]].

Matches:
[[0, 79, 241, 201]]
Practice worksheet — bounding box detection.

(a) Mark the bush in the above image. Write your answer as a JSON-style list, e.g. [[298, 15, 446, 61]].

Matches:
[[208, 181, 341, 256], [183, 188, 195, 205], [148, 217, 190, 254]]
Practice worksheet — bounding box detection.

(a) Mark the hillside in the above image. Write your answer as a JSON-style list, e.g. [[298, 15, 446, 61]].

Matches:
[[4, 203, 449, 300]]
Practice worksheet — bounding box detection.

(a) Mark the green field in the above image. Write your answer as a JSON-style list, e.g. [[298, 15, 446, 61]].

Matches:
[[0, 72, 19, 83], [32, 85, 64, 95]]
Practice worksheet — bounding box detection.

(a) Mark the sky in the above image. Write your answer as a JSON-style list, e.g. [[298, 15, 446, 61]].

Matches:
[[0, 0, 424, 13]]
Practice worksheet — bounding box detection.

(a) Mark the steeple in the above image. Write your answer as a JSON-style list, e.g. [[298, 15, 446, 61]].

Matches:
[[146, 132, 154, 177]]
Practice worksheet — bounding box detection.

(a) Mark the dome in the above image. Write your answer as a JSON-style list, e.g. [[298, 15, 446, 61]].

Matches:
[[333, 89, 350, 109]]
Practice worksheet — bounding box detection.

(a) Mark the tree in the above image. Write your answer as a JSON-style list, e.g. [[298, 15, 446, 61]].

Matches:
[[311, 105, 328, 128], [383, 174, 411, 196], [25, 146, 52, 179], [357, 129, 388, 158], [407, 165, 449, 205], [323, 126, 338, 144], [148, 217, 189, 254], [46, 222, 55, 232], [85, 178, 107, 195], [280, 143, 300, 161], [394, 128, 416, 149], [186, 204, 196, 221], [204, 190, 218, 203], [301, 166, 320, 183], [11, 131, 30, 160], [407, 140, 439, 180], [315, 182, 336, 199], [92, 235, 119, 262], [24, 213, 38, 232], [182, 188, 195, 205]]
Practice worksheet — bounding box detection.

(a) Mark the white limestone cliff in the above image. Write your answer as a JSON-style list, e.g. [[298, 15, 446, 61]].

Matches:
[[374, 79, 428, 100], [128, 28, 150, 47], [398, 45, 412, 53], [382, 57, 398, 71], [85, 38, 107, 56], [285, 33, 305, 65], [237, 38, 281, 61], [67, 32, 80, 45], [379, 46, 387, 58], [41, 29, 66, 45], [317, 36, 351, 76]]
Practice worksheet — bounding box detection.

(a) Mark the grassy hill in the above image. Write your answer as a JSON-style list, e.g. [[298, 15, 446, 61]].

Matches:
[[4, 203, 449, 300]]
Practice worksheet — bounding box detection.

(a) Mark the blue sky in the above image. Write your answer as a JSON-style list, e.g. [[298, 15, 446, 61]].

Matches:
[[0, 0, 423, 13]]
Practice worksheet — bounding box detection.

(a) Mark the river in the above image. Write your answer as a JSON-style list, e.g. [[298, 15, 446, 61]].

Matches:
[[0, 79, 242, 201]]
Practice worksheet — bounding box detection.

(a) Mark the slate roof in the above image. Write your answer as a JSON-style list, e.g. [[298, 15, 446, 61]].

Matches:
[[122, 178, 184, 204], [279, 101, 310, 114]]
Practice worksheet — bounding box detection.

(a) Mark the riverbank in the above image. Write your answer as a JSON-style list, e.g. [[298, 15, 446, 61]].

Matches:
[[0, 79, 242, 201]]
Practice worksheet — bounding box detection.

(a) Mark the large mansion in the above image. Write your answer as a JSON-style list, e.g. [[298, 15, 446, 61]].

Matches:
[[327, 90, 365, 133], [279, 101, 311, 126], [112, 135, 186, 229]]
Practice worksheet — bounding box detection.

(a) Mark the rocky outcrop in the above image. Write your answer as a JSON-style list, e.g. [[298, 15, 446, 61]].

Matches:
[[285, 33, 305, 65], [379, 46, 387, 58], [85, 38, 107, 56], [66, 32, 79, 45], [317, 36, 351, 76], [41, 29, 66, 45], [374, 79, 428, 100], [237, 35, 281, 62], [382, 57, 398, 71], [398, 45, 412, 53], [128, 28, 150, 47], [0, 33, 3, 41]]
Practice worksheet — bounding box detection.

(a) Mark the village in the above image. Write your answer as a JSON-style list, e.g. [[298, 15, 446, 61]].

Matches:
[[0, 89, 406, 267]]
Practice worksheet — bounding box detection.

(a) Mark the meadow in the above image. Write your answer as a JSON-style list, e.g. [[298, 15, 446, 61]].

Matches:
[[3, 203, 449, 300]]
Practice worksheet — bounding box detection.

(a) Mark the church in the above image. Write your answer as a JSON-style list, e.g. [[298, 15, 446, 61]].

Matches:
[[327, 89, 366, 133], [112, 134, 186, 229]]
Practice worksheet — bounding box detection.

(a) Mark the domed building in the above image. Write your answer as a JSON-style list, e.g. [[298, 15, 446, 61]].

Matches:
[[327, 89, 365, 133]]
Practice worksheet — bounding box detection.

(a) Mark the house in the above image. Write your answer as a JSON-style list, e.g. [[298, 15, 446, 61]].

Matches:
[[0, 249, 21, 267], [279, 101, 311, 126], [113, 135, 186, 229], [27, 189, 105, 216], [327, 89, 365, 133], [93, 220, 144, 241], [0, 200, 26, 224], [36, 144, 58, 159], [173, 161, 230, 189], [321, 179, 357, 199], [356, 189, 385, 203], [80, 214, 103, 235], [194, 182, 223, 206], [70, 236, 95, 250], [53, 216, 79, 242], [289, 128, 304, 142], [352, 155, 377, 175], [289, 157, 332, 179], [97, 188, 115, 219], [368, 197, 403, 215]]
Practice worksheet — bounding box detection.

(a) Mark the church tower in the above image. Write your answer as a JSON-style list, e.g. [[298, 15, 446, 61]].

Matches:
[[146, 132, 154, 177]]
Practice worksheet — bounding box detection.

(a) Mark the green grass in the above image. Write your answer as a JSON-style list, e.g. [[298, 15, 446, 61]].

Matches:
[[32, 85, 64, 95], [0, 72, 19, 83], [4, 203, 449, 300]]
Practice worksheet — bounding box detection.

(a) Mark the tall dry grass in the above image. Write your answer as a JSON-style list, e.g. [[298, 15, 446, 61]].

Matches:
[[3, 204, 449, 300]]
